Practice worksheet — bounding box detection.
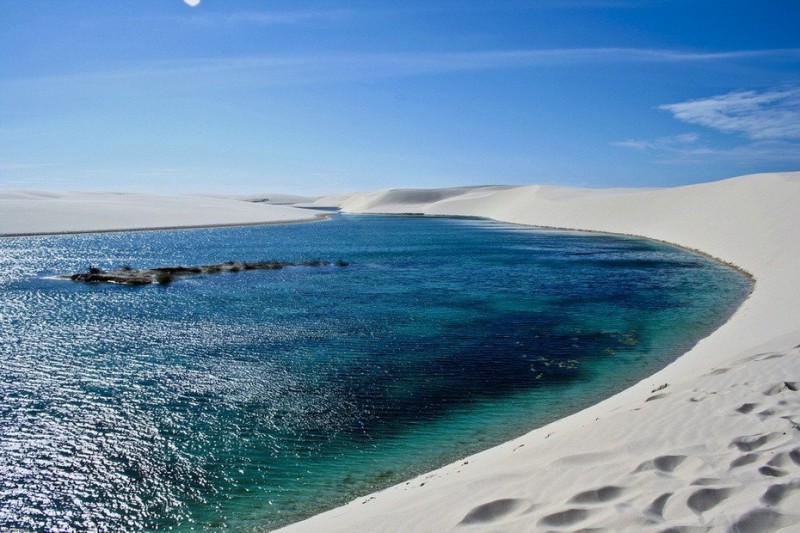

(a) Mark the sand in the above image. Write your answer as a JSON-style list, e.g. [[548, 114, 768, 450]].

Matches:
[[0, 190, 324, 236], [280, 172, 800, 532]]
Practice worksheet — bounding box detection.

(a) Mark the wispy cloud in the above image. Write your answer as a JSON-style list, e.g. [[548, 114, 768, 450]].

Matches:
[[660, 88, 800, 140], [615, 87, 800, 165], [0, 177, 65, 185], [0, 162, 60, 170], [616, 137, 800, 165], [4, 48, 800, 90], [184, 8, 358, 27], [612, 133, 699, 151], [652, 140, 800, 165]]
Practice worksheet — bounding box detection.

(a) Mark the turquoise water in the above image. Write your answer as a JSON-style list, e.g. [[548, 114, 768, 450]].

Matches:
[[0, 215, 751, 531]]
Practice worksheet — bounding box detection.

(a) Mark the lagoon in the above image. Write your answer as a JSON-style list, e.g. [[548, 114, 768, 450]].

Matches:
[[0, 215, 751, 530]]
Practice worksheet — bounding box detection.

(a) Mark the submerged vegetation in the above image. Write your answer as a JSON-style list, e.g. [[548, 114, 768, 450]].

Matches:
[[67, 259, 349, 285]]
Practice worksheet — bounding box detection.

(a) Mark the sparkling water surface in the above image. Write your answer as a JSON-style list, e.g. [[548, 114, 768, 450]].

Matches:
[[0, 215, 751, 531]]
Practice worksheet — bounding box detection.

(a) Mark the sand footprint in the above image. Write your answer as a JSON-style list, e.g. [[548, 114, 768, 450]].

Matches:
[[735, 403, 758, 414], [756, 408, 778, 420], [643, 492, 672, 522], [734, 351, 785, 366], [757, 352, 790, 361], [730, 453, 760, 468], [690, 478, 725, 486], [766, 452, 797, 469], [729, 432, 782, 452], [568, 485, 624, 505], [552, 450, 617, 466], [645, 393, 669, 402], [686, 487, 731, 514], [763, 382, 799, 396], [536, 508, 590, 529], [633, 455, 686, 474], [759, 466, 788, 477], [760, 481, 800, 506], [789, 447, 800, 466], [728, 507, 800, 532], [457, 498, 535, 526]]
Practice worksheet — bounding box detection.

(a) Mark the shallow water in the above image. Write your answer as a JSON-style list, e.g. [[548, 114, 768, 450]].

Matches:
[[0, 215, 751, 530]]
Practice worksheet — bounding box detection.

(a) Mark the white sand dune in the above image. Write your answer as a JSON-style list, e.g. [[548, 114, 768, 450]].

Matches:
[[282, 172, 800, 532], [203, 192, 317, 205], [0, 190, 324, 236], [339, 185, 513, 213]]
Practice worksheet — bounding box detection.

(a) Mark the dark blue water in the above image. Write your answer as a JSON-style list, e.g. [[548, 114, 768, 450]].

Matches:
[[0, 215, 751, 531]]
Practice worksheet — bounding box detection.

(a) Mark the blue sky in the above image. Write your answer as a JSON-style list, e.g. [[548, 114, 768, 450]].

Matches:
[[1, 1, 799, 195]]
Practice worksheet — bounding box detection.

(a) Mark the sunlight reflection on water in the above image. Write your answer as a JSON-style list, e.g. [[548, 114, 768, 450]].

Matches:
[[0, 216, 751, 530]]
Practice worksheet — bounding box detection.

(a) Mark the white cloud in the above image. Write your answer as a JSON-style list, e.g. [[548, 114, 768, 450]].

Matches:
[[615, 87, 800, 165], [653, 140, 800, 165], [659, 88, 800, 140], [613, 133, 699, 150], [615, 135, 800, 165]]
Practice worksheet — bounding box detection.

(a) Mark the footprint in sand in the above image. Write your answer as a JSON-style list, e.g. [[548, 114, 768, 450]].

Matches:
[[730, 453, 760, 468], [759, 465, 788, 477], [644, 492, 672, 521], [686, 487, 731, 514], [763, 382, 799, 396], [633, 455, 686, 474], [761, 481, 800, 506], [690, 478, 725, 486], [645, 393, 668, 402], [729, 508, 800, 532], [552, 450, 617, 466], [735, 351, 784, 365], [735, 403, 759, 414], [790, 448, 800, 466], [757, 352, 789, 361], [757, 408, 778, 420], [707, 367, 731, 376], [766, 452, 797, 468], [457, 498, 535, 526], [536, 508, 590, 528], [729, 432, 782, 452], [567, 485, 624, 505]]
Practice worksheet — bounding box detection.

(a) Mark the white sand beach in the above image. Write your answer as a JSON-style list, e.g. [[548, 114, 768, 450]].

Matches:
[[2, 172, 798, 531], [0, 190, 324, 236], [280, 171, 800, 532]]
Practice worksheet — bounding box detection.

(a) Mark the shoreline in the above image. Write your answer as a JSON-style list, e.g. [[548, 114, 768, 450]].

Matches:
[[0, 212, 330, 238], [281, 172, 800, 531], [421, 213, 759, 283]]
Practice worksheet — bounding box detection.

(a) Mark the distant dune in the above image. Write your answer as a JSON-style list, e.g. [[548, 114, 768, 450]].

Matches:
[[0, 191, 325, 236]]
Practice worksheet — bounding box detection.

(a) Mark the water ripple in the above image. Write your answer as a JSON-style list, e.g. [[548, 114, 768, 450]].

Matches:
[[0, 216, 751, 530]]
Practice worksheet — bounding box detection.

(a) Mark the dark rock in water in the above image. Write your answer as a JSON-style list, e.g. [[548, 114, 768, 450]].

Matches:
[[66, 260, 348, 285]]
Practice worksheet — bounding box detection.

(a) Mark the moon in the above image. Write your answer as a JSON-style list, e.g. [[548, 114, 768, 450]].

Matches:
[[183, 0, 201, 6]]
